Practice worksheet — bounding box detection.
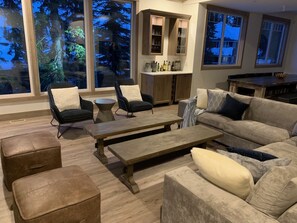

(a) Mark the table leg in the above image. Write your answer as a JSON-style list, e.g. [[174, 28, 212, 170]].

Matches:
[[164, 124, 171, 131], [94, 139, 108, 164], [120, 165, 139, 194]]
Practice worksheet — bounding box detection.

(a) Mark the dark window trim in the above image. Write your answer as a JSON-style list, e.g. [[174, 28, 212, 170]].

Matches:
[[255, 14, 290, 68], [201, 5, 249, 70]]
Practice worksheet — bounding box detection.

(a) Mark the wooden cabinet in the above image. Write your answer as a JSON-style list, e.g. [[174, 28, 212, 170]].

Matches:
[[141, 74, 172, 105], [168, 18, 189, 55], [141, 72, 192, 105], [142, 12, 165, 55], [174, 74, 192, 102]]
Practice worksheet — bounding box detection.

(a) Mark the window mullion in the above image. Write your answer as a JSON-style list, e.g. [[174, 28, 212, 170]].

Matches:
[[21, 0, 40, 96], [276, 26, 285, 64], [219, 15, 226, 65]]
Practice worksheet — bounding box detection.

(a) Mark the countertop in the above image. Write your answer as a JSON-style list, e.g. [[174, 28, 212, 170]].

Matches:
[[141, 71, 192, 76]]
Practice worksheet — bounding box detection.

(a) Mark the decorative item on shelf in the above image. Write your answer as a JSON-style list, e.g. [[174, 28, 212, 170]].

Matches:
[[275, 72, 287, 79], [144, 63, 152, 72], [151, 61, 157, 72], [174, 60, 181, 71]]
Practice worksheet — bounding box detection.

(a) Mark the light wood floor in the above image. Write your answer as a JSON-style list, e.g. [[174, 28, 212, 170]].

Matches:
[[0, 105, 197, 223]]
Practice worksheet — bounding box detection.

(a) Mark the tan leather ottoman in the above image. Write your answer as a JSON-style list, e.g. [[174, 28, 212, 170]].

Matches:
[[1, 131, 62, 191], [12, 166, 101, 223]]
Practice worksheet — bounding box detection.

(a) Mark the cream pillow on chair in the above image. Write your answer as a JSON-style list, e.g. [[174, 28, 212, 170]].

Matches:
[[120, 85, 143, 102], [191, 148, 254, 199], [51, 86, 81, 112]]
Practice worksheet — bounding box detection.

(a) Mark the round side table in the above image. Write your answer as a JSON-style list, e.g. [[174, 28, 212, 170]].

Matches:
[[94, 98, 116, 123]]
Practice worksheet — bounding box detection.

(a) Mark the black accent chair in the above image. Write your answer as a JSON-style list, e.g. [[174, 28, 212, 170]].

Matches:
[[114, 79, 153, 117], [47, 82, 94, 138]]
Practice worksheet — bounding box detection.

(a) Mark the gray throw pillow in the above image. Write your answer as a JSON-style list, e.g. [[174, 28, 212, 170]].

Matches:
[[217, 150, 291, 182], [206, 90, 227, 113], [246, 166, 297, 218]]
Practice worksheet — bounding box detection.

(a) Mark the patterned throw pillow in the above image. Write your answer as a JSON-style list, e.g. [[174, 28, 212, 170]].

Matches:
[[206, 89, 227, 113], [217, 150, 291, 182]]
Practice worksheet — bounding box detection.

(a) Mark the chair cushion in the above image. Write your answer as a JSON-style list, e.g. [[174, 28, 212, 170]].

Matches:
[[51, 86, 81, 112], [59, 109, 93, 123], [120, 85, 143, 102], [191, 148, 254, 199], [129, 101, 153, 113]]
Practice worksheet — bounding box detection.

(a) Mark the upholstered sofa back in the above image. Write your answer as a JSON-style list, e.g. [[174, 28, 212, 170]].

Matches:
[[245, 97, 297, 134]]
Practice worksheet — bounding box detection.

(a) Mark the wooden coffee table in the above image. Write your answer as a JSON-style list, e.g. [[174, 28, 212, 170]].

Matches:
[[108, 125, 223, 193], [84, 113, 183, 164]]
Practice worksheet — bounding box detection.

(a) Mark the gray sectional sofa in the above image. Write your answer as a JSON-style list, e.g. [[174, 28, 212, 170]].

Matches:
[[161, 91, 297, 223]]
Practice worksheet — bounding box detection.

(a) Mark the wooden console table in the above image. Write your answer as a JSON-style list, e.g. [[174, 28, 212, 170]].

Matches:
[[228, 74, 297, 98]]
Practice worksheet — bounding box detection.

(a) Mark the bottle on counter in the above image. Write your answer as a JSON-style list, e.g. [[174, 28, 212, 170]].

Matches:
[[163, 61, 166, 71], [171, 62, 175, 71], [168, 61, 171, 71], [157, 63, 160, 72]]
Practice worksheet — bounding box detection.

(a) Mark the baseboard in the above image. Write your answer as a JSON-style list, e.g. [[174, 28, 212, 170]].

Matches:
[[0, 110, 51, 122]]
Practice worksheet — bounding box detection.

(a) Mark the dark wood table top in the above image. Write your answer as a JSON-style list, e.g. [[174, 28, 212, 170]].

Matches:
[[84, 112, 183, 139], [228, 74, 297, 87], [108, 125, 223, 165]]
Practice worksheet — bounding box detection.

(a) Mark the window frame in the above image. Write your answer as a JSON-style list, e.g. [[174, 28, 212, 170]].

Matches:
[[255, 15, 290, 68], [0, 0, 137, 100], [201, 5, 249, 70]]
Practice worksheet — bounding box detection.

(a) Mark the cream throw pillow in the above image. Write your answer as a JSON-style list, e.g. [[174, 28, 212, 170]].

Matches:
[[191, 148, 254, 199], [51, 86, 81, 112], [196, 88, 208, 109], [120, 85, 143, 102]]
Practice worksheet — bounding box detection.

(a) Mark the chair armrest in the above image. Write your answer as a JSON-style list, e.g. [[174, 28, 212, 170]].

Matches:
[[141, 93, 153, 104], [118, 95, 130, 111], [80, 97, 93, 113], [178, 99, 190, 117], [162, 166, 278, 223], [50, 105, 63, 123]]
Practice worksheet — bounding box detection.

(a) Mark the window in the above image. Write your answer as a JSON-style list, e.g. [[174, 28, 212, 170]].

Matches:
[[0, 0, 30, 95], [33, 0, 86, 91], [256, 16, 290, 66], [93, 0, 132, 88], [203, 6, 248, 68]]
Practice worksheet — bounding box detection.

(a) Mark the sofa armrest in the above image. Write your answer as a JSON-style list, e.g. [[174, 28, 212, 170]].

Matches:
[[162, 166, 278, 223], [178, 99, 190, 118], [278, 203, 297, 223]]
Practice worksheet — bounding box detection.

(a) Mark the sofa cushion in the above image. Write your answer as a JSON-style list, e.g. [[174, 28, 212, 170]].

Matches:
[[256, 142, 297, 166], [284, 136, 297, 147], [191, 148, 254, 199], [196, 88, 208, 109], [246, 166, 297, 218], [245, 97, 297, 134], [206, 89, 227, 113], [218, 150, 291, 182], [223, 120, 290, 145], [226, 147, 277, 161], [218, 94, 249, 120], [197, 112, 232, 130]]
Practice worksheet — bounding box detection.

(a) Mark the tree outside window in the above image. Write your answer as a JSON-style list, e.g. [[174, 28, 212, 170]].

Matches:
[[0, 0, 30, 95], [93, 0, 131, 88], [203, 6, 247, 68], [256, 17, 290, 66], [33, 0, 86, 91]]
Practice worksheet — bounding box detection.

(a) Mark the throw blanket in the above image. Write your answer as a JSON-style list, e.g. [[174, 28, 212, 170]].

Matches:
[[181, 97, 205, 128]]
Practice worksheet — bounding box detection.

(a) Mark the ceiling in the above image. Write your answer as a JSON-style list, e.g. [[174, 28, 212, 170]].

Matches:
[[170, 0, 297, 14]]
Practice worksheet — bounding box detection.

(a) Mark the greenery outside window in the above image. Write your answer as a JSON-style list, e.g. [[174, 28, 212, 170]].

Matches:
[[202, 5, 248, 69], [93, 0, 132, 88], [0, 0, 30, 95], [256, 16, 290, 67], [33, 0, 86, 92]]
